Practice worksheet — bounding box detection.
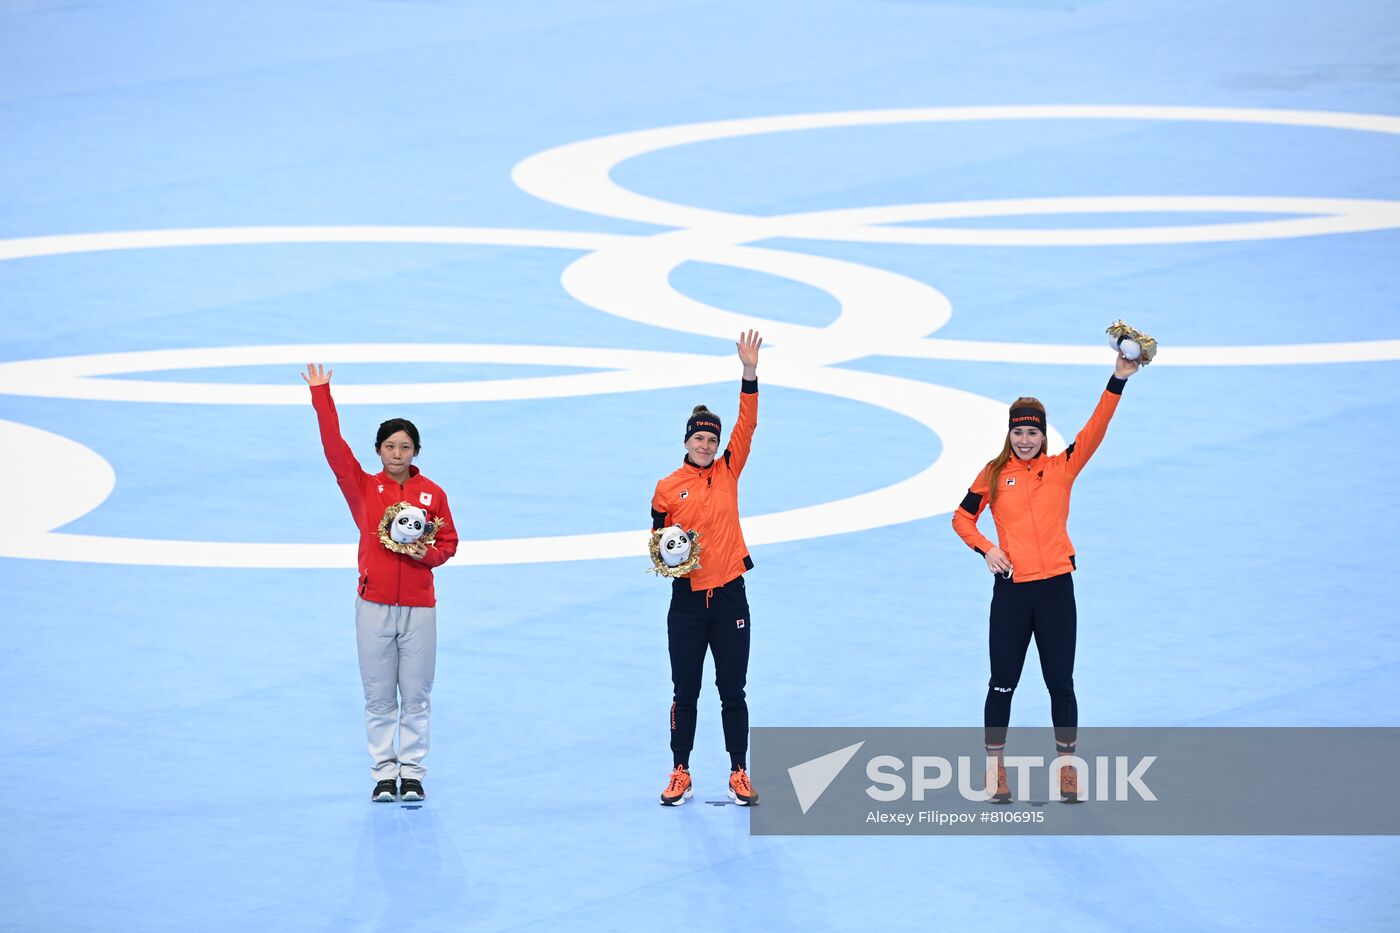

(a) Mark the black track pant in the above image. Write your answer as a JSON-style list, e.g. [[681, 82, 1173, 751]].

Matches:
[[984, 572, 1078, 748], [668, 575, 751, 769]]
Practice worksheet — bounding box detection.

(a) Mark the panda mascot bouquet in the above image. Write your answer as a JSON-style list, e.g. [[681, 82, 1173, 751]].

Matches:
[[1106, 319, 1159, 364], [648, 524, 703, 578], [378, 501, 448, 555]]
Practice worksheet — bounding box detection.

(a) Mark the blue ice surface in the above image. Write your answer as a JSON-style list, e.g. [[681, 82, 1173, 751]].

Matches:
[[3, 0, 1399, 930]]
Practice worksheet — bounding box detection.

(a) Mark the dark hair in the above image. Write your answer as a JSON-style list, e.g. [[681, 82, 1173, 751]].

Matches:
[[986, 397, 1045, 505], [376, 418, 421, 452], [685, 404, 723, 443]]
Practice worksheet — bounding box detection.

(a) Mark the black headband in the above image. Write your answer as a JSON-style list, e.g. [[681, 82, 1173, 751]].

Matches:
[[1008, 408, 1046, 432], [686, 412, 722, 442]]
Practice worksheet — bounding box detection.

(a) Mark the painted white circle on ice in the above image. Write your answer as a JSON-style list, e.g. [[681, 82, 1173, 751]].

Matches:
[[513, 104, 1400, 237], [0, 420, 116, 531], [517, 104, 1400, 364], [0, 350, 1041, 567], [0, 226, 993, 566], [5, 104, 1398, 564]]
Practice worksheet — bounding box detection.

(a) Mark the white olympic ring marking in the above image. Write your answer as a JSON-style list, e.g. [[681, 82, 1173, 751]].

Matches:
[[512, 104, 1400, 233], [0, 353, 1041, 566], [518, 105, 1400, 365], [4, 105, 1398, 565], [0, 344, 732, 405], [780, 196, 1400, 247]]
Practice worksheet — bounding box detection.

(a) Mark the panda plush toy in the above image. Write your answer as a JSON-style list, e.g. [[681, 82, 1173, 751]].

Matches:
[[648, 524, 702, 577], [390, 505, 430, 545], [658, 525, 692, 568], [378, 502, 443, 554], [1105, 319, 1158, 364]]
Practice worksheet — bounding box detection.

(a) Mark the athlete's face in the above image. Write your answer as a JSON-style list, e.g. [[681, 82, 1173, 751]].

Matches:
[[378, 431, 417, 480], [1009, 426, 1044, 460], [686, 431, 719, 467]]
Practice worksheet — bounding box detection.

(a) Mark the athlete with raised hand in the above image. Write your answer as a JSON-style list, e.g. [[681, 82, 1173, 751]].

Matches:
[[302, 363, 459, 803], [652, 330, 763, 807], [952, 350, 1141, 803]]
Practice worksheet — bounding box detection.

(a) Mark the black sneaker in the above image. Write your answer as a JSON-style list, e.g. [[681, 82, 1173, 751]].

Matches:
[[372, 779, 398, 802], [400, 778, 425, 802]]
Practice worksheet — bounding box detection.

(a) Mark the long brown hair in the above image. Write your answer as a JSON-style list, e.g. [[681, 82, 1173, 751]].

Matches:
[[987, 397, 1046, 505]]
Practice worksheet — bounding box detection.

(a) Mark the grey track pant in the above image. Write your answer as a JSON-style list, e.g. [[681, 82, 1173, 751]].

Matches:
[[354, 596, 437, 781]]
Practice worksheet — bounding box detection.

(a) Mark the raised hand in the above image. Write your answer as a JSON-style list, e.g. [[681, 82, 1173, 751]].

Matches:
[[737, 329, 762, 379], [1114, 351, 1140, 379], [301, 362, 332, 386]]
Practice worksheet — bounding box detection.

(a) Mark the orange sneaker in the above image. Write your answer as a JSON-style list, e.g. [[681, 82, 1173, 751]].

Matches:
[[1059, 763, 1082, 803], [989, 763, 1011, 803], [660, 765, 692, 806], [728, 768, 758, 806]]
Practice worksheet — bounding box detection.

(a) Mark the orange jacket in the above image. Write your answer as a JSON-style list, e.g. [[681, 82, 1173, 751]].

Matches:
[[952, 376, 1126, 582], [651, 381, 758, 591]]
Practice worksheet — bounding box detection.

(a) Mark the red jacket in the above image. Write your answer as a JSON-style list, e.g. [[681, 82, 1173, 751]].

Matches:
[[952, 376, 1125, 582], [310, 383, 458, 606], [651, 381, 758, 591]]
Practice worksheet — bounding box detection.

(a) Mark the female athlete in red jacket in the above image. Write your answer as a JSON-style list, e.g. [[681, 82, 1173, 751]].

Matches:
[[303, 363, 459, 804], [953, 351, 1140, 802]]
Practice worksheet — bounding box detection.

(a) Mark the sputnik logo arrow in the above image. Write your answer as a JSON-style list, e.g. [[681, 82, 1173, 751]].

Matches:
[[788, 741, 865, 814]]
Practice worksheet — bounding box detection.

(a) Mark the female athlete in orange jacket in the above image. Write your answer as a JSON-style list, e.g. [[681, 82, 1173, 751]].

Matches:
[[952, 351, 1140, 801], [652, 330, 762, 808]]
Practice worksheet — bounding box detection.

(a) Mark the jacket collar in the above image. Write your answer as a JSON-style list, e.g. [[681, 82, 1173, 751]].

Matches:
[[378, 465, 421, 485], [681, 454, 715, 474]]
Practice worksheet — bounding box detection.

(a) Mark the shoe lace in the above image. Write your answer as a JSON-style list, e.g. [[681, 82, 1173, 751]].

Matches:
[[731, 769, 751, 793], [667, 768, 689, 794]]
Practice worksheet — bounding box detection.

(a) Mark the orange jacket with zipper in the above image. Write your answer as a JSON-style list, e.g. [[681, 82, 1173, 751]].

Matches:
[[651, 380, 758, 591], [952, 376, 1126, 583]]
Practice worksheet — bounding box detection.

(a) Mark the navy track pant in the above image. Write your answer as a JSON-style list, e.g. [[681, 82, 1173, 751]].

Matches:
[[984, 571, 1078, 748], [667, 575, 751, 769]]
